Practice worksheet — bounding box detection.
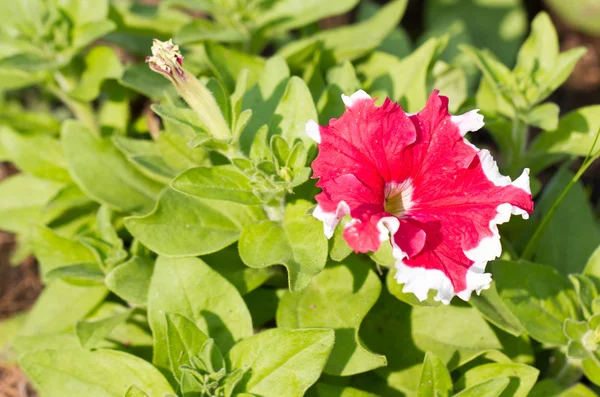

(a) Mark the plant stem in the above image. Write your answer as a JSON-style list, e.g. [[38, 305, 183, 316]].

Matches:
[[47, 84, 99, 135], [521, 129, 600, 260]]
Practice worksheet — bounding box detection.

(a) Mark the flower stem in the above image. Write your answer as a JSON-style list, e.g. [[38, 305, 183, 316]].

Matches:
[[521, 128, 600, 260], [47, 83, 99, 136]]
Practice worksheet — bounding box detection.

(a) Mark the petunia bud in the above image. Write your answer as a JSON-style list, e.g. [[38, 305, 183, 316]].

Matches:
[[146, 39, 231, 141]]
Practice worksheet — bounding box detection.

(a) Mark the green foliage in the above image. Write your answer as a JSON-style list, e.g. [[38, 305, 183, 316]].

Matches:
[[2, 1, 600, 396]]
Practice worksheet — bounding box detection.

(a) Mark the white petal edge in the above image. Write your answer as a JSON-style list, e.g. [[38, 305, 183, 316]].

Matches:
[[305, 119, 321, 144], [313, 201, 350, 239], [341, 90, 371, 108], [391, 162, 530, 305], [450, 109, 485, 136]]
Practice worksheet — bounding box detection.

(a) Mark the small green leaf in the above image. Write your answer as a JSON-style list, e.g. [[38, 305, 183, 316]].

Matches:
[[20, 348, 173, 397], [62, 121, 162, 213], [148, 256, 252, 371], [157, 131, 207, 170], [45, 263, 105, 285], [76, 309, 133, 349], [411, 305, 502, 368], [278, 0, 408, 63], [0, 127, 70, 182], [0, 174, 63, 234], [469, 282, 525, 337], [256, 0, 359, 34], [277, 260, 386, 376], [20, 280, 108, 336], [526, 102, 559, 131], [70, 46, 124, 101], [226, 328, 335, 397], [492, 260, 578, 346], [165, 312, 210, 381], [531, 105, 600, 157], [125, 188, 264, 257], [120, 63, 174, 99], [453, 377, 510, 397], [269, 76, 318, 147], [105, 255, 154, 306], [316, 383, 378, 397], [205, 43, 264, 93], [417, 352, 452, 397], [240, 56, 290, 152], [239, 200, 328, 292], [172, 165, 262, 205], [455, 363, 539, 397], [31, 225, 96, 276], [125, 385, 150, 397]]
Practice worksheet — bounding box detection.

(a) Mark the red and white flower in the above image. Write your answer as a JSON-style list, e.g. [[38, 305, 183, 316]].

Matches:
[[307, 90, 534, 304]]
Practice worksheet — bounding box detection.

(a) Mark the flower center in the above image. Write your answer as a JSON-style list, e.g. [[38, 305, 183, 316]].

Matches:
[[384, 180, 413, 217]]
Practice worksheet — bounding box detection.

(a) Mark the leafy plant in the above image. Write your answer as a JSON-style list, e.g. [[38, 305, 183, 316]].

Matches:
[[0, 1, 599, 397]]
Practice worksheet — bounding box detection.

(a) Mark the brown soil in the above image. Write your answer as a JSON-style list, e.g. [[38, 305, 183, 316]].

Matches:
[[0, 163, 41, 397]]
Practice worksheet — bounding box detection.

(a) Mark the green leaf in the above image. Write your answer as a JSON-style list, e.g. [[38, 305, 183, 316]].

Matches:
[[277, 260, 386, 376], [515, 12, 559, 78], [72, 21, 116, 51], [469, 282, 525, 337], [0, 174, 63, 234], [62, 121, 163, 213], [531, 105, 600, 157], [226, 328, 335, 397], [269, 76, 318, 147], [105, 255, 154, 306], [0, 312, 28, 363], [125, 188, 264, 257], [453, 377, 510, 397], [175, 19, 248, 45], [411, 305, 502, 368], [0, 127, 71, 182], [202, 247, 274, 295], [417, 352, 452, 397], [125, 385, 150, 397], [492, 260, 578, 346], [316, 383, 378, 397], [460, 45, 522, 108], [205, 43, 264, 93], [279, 0, 408, 63], [584, 245, 600, 277], [31, 225, 96, 276], [76, 309, 133, 349], [148, 256, 252, 370], [239, 200, 328, 292], [526, 102, 560, 131], [534, 168, 600, 275], [455, 363, 539, 397], [256, 0, 359, 34], [120, 63, 174, 99], [329, 218, 352, 262], [240, 56, 290, 153], [20, 348, 173, 397], [529, 380, 599, 397], [70, 46, 124, 101], [157, 131, 207, 171], [45, 263, 105, 285], [20, 280, 107, 336], [172, 165, 262, 205], [363, 38, 446, 112], [426, 0, 526, 66], [165, 312, 210, 381]]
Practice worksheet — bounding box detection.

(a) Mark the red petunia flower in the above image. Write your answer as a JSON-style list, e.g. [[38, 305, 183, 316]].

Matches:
[[307, 90, 533, 304]]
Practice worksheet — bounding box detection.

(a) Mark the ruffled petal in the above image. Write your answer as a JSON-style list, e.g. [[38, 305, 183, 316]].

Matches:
[[309, 90, 534, 304], [392, 91, 533, 302]]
